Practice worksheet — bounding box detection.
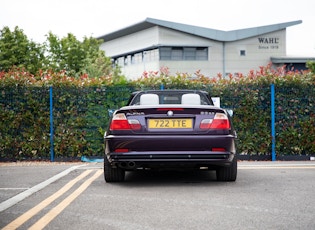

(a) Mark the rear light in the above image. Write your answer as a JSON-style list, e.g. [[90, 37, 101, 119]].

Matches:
[[211, 113, 230, 129], [128, 119, 141, 130], [200, 119, 212, 129], [157, 108, 184, 111], [110, 113, 141, 130], [200, 113, 230, 129]]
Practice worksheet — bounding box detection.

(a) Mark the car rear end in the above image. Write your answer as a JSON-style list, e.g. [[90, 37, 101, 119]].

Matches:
[[104, 94, 237, 182], [104, 90, 237, 181]]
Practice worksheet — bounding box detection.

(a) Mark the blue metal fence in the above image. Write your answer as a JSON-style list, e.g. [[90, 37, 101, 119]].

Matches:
[[0, 84, 314, 161], [50, 86, 54, 161], [271, 84, 276, 161]]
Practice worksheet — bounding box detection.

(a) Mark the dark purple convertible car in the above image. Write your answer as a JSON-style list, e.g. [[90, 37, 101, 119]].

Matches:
[[104, 90, 237, 182]]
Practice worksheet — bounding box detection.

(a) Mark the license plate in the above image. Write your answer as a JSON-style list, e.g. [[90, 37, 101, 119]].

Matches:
[[148, 119, 193, 129]]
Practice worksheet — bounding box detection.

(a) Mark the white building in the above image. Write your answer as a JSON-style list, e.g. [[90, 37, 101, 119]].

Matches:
[[98, 18, 312, 80]]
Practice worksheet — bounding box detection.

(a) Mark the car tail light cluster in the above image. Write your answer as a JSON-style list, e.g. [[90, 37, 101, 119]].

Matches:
[[200, 113, 231, 129], [110, 113, 141, 130]]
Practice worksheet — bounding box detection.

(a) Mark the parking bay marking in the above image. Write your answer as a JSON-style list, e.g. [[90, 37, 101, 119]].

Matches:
[[239, 165, 315, 169], [0, 164, 85, 213], [3, 169, 102, 230]]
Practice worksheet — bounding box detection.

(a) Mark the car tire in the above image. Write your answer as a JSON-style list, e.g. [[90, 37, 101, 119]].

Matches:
[[216, 156, 237, 182], [104, 156, 125, 182]]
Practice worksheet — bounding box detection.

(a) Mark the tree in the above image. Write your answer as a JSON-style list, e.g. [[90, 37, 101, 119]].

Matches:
[[0, 26, 124, 79], [306, 61, 315, 74], [0, 26, 45, 74], [45, 32, 124, 79], [81, 48, 125, 82], [45, 32, 86, 75]]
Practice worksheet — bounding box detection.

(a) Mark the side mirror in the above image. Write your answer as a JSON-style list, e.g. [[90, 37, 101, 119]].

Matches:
[[108, 109, 116, 117], [226, 109, 234, 117]]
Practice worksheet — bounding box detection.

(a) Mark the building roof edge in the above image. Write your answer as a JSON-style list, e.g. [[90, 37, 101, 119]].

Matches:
[[97, 18, 302, 42]]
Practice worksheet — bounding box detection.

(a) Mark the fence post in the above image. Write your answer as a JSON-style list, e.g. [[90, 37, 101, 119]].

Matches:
[[49, 86, 54, 162], [271, 84, 276, 161]]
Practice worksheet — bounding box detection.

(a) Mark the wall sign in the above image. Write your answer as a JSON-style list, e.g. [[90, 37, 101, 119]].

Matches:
[[258, 37, 279, 49]]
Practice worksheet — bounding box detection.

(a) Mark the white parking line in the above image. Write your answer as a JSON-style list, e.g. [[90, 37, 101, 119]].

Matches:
[[2, 169, 95, 230], [238, 162, 315, 169], [0, 164, 86, 212], [28, 170, 102, 230], [0, 188, 30, 190]]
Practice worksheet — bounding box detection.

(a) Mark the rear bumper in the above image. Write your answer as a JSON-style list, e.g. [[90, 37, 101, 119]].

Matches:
[[105, 134, 236, 169], [105, 134, 236, 151], [108, 151, 234, 165], [109, 151, 235, 167]]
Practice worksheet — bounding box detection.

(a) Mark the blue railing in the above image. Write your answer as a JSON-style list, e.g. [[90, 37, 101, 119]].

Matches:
[[1, 84, 314, 161]]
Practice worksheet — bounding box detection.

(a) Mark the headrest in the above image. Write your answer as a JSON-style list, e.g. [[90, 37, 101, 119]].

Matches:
[[140, 94, 159, 105], [181, 93, 201, 105]]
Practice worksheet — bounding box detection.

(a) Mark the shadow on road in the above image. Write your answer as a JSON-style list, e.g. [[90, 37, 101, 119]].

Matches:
[[122, 169, 220, 185]]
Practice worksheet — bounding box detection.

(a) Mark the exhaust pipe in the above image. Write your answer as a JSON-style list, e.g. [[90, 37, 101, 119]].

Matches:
[[119, 162, 127, 168], [128, 161, 136, 168], [119, 161, 136, 169]]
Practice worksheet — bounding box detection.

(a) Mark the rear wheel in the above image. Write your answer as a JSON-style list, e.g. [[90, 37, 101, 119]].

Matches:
[[104, 156, 125, 182], [216, 156, 237, 182]]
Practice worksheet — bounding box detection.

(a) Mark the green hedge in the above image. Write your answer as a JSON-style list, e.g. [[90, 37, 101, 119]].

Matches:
[[0, 87, 50, 160], [0, 85, 134, 160], [0, 67, 315, 160], [211, 82, 315, 156]]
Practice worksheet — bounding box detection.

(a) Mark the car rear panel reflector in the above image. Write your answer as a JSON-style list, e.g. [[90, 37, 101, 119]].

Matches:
[[114, 148, 129, 153], [212, 148, 226, 152]]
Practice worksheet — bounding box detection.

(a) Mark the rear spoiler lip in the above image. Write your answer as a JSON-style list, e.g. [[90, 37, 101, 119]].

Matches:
[[110, 106, 233, 117], [119, 104, 222, 110]]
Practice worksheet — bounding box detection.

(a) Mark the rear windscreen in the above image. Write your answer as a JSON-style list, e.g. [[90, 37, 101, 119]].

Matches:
[[129, 91, 213, 106]]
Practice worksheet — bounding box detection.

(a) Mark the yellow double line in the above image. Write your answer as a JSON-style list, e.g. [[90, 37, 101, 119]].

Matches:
[[3, 169, 102, 230]]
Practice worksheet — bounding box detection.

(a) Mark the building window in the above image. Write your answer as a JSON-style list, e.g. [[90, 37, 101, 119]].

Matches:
[[240, 50, 246, 56], [159, 47, 208, 61], [144, 49, 159, 62], [124, 55, 132, 65], [172, 48, 183, 60], [113, 47, 208, 66], [133, 53, 142, 64], [196, 47, 208, 60], [184, 47, 196, 60], [117, 57, 124, 66], [160, 47, 172, 60]]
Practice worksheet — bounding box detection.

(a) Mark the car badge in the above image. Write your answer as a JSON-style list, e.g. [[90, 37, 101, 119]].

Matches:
[[167, 110, 174, 116]]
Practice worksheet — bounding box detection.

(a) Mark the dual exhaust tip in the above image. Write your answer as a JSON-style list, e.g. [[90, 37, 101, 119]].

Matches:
[[118, 161, 136, 169]]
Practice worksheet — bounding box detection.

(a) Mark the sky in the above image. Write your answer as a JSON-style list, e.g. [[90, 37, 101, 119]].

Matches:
[[2, 0, 315, 56]]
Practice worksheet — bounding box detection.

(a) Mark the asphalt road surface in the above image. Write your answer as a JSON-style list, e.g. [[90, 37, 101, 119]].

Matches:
[[0, 161, 315, 230]]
